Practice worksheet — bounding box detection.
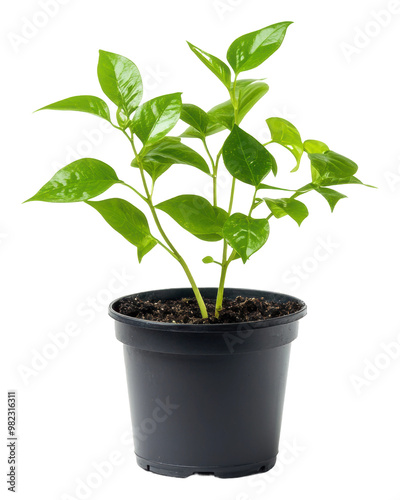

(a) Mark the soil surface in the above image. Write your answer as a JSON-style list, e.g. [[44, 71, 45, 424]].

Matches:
[[116, 296, 303, 324]]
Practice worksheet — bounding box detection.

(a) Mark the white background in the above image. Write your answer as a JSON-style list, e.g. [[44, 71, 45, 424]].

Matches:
[[1, 0, 400, 498]]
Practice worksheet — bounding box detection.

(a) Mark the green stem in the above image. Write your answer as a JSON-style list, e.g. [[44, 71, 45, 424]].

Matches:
[[127, 133, 208, 319], [215, 176, 236, 316], [215, 76, 239, 317], [121, 182, 148, 203], [248, 188, 257, 217], [202, 138, 218, 206]]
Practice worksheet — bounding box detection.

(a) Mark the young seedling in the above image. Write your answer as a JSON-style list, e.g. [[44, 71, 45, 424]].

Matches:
[[26, 22, 372, 320]]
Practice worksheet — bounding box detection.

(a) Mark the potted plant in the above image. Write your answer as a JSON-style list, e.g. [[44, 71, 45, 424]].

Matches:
[[26, 22, 371, 478]]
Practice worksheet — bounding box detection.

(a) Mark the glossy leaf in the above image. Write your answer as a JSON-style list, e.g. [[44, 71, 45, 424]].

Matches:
[[318, 176, 375, 188], [181, 104, 209, 136], [156, 195, 228, 241], [315, 187, 347, 212], [223, 213, 270, 263], [309, 151, 358, 184], [208, 80, 269, 133], [227, 22, 292, 74], [202, 256, 215, 264], [303, 139, 329, 154], [131, 93, 182, 146], [136, 137, 210, 175], [266, 117, 303, 172], [181, 81, 268, 139], [258, 183, 295, 192], [263, 197, 309, 226], [237, 81, 269, 120], [207, 101, 235, 131], [187, 42, 231, 89], [131, 158, 172, 182], [25, 159, 120, 203], [116, 107, 129, 129], [223, 125, 276, 186], [97, 50, 142, 116], [37, 95, 110, 121], [86, 198, 157, 262], [182, 100, 233, 139]]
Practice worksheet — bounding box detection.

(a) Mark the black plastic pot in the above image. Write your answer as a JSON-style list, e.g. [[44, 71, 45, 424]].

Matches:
[[109, 288, 306, 479]]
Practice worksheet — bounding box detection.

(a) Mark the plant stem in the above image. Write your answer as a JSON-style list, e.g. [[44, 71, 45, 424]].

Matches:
[[248, 188, 257, 216], [215, 76, 239, 317], [121, 182, 148, 203], [202, 138, 218, 206], [126, 132, 208, 319], [215, 175, 236, 316]]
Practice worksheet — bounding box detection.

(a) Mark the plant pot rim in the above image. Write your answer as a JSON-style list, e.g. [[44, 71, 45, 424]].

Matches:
[[109, 287, 307, 332]]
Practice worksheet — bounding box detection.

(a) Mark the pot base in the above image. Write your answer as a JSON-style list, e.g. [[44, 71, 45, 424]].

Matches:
[[136, 455, 277, 479]]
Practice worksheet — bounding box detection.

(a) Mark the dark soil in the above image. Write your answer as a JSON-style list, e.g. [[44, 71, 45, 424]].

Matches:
[[117, 296, 303, 324]]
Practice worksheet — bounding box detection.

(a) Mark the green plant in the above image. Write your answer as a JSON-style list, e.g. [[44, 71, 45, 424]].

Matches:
[[26, 22, 372, 319]]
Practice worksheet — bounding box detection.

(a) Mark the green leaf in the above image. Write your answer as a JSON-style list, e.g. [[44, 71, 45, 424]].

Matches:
[[131, 158, 172, 183], [97, 50, 143, 116], [181, 81, 268, 139], [136, 137, 210, 175], [181, 104, 209, 136], [227, 22, 292, 74], [314, 187, 347, 212], [309, 150, 358, 184], [258, 183, 295, 192], [131, 93, 182, 146], [86, 198, 157, 262], [318, 176, 376, 188], [303, 140, 329, 154], [266, 117, 303, 172], [263, 198, 309, 226], [223, 213, 270, 263], [25, 159, 120, 203], [237, 81, 269, 121], [156, 195, 228, 241], [181, 101, 232, 139], [116, 107, 129, 129], [37, 95, 111, 121], [207, 101, 235, 131], [202, 256, 214, 264], [223, 125, 276, 186], [187, 42, 231, 89]]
